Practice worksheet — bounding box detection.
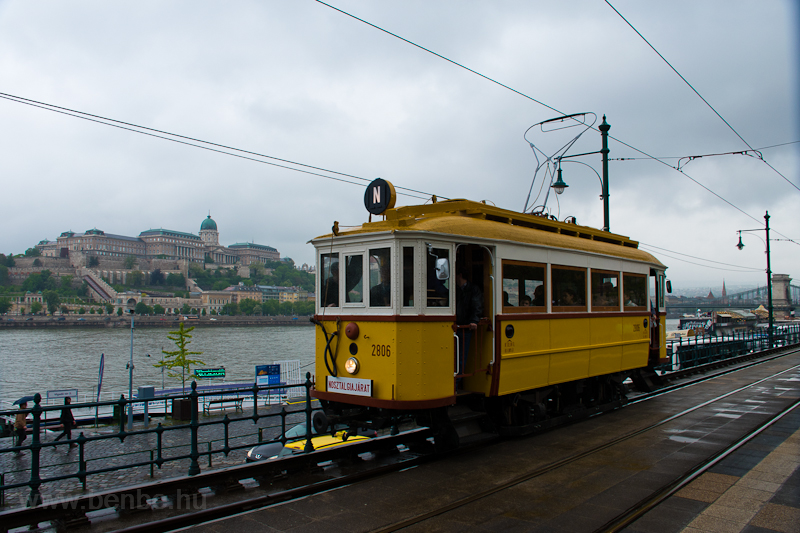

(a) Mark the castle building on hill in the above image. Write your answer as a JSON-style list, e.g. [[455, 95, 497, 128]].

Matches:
[[36, 215, 279, 266]]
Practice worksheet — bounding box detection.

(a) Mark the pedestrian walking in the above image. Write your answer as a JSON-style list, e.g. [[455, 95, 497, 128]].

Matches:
[[14, 402, 28, 455], [54, 397, 77, 448]]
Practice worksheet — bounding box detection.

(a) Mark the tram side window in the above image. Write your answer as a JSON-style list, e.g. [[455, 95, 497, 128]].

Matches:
[[591, 271, 620, 311], [623, 273, 647, 310], [552, 266, 587, 311], [368, 248, 391, 307], [502, 260, 545, 312], [320, 253, 340, 307], [426, 248, 450, 307], [402, 247, 414, 307], [345, 254, 363, 303]]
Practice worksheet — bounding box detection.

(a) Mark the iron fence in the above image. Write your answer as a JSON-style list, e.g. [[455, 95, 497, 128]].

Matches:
[[1, 374, 316, 509], [656, 324, 800, 373]]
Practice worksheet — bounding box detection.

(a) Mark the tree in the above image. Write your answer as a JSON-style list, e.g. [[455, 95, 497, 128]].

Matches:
[[166, 273, 185, 287], [60, 305, 69, 315], [25, 247, 41, 257], [89, 307, 95, 314], [116, 307, 123, 316], [180, 303, 192, 315], [0, 297, 11, 314], [156, 323, 205, 393], [105, 302, 114, 315], [88, 256, 100, 267], [60, 275, 73, 291], [201, 308, 206, 316], [151, 268, 165, 285], [78, 307, 86, 314], [135, 302, 151, 315], [212, 281, 228, 291], [5, 254, 15, 268], [124, 255, 137, 269], [32, 258, 42, 267], [221, 302, 239, 316], [0, 264, 8, 286], [43, 290, 60, 315], [261, 299, 280, 316], [239, 298, 259, 315], [153, 304, 165, 315], [128, 271, 144, 287]]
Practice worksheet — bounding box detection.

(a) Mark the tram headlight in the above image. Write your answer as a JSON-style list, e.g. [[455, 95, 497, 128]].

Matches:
[[345, 357, 360, 375]]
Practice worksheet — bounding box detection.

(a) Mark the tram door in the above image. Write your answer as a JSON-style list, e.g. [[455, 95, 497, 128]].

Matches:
[[454, 244, 494, 388], [649, 269, 667, 364]]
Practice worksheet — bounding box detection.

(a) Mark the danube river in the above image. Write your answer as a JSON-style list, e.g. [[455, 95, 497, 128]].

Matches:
[[0, 326, 315, 407]]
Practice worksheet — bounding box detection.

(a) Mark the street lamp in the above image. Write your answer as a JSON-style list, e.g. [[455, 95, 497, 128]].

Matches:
[[551, 116, 611, 232], [735, 211, 773, 348]]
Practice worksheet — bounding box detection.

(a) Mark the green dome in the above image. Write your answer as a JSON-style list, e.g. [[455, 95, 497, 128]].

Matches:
[[201, 215, 217, 231]]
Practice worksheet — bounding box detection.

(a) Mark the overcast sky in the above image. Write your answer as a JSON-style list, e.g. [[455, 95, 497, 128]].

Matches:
[[1, 1, 797, 291]]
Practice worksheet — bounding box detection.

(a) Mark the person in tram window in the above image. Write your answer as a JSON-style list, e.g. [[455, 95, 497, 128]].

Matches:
[[456, 267, 483, 386], [370, 260, 391, 307], [322, 263, 339, 307], [532, 285, 545, 307]]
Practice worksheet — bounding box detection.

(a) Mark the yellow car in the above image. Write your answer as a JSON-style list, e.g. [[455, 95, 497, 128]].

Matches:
[[246, 423, 375, 462]]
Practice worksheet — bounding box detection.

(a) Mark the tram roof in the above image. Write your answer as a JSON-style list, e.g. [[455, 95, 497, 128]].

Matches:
[[313, 199, 665, 267]]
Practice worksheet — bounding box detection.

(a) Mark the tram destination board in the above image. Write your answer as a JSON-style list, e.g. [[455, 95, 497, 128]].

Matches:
[[195, 367, 225, 379]]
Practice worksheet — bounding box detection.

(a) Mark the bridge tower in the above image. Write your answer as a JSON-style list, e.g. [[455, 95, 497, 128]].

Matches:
[[772, 274, 792, 317]]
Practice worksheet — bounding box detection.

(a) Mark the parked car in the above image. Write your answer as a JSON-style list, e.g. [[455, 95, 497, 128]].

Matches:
[[245, 422, 375, 462], [57, 317, 66, 321]]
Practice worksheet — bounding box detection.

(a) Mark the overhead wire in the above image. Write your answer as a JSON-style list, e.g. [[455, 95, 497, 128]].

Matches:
[[0, 92, 435, 202], [314, 1, 797, 240], [639, 242, 763, 272], [603, 0, 800, 193]]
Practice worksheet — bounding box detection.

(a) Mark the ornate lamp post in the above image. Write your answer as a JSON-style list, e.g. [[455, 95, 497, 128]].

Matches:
[[551, 116, 611, 232], [736, 211, 773, 347]]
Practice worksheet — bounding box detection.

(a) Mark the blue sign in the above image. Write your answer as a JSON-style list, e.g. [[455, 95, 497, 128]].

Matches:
[[97, 353, 105, 402]]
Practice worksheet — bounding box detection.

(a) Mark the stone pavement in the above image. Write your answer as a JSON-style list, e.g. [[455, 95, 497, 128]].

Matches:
[[0, 402, 309, 509]]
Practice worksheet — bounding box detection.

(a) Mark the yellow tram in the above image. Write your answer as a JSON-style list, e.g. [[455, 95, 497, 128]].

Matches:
[[311, 180, 667, 440]]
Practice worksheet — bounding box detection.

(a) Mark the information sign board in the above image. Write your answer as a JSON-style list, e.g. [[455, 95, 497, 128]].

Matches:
[[195, 367, 226, 379]]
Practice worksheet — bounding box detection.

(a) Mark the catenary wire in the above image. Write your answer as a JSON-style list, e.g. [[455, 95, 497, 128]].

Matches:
[[0, 92, 436, 202], [639, 243, 763, 272], [603, 0, 800, 193], [315, 1, 795, 238]]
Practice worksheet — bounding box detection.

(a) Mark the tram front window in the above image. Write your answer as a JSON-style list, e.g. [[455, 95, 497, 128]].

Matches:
[[321, 253, 340, 307], [426, 248, 450, 307], [369, 248, 391, 307], [345, 254, 364, 303]]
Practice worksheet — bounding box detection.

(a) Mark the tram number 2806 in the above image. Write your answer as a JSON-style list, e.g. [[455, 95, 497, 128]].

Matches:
[[372, 344, 391, 357]]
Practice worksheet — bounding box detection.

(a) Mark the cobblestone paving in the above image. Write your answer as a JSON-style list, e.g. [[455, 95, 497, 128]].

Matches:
[[0, 403, 310, 509]]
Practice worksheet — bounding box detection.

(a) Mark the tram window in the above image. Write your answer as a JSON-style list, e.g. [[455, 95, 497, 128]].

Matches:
[[426, 248, 450, 307], [502, 260, 545, 312], [402, 247, 414, 307], [344, 254, 364, 303], [552, 266, 587, 311], [591, 271, 620, 311], [368, 248, 391, 307], [623, 273, 647, 310], [320, 253, 340, 307]]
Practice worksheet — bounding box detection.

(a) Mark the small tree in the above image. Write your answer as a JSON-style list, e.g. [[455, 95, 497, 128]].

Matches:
[[153, 304, 165, 315], [0, 297, 12, 314], [60, 305, 69, 315], [105, 302, 114, 315], [78, 307, 86, 314], [43, 290, 60, 315], [31, 301, 43, 315], [156, 323, 205, 393], [124, 255, 137, 269], [88, 256, 100, 267], [116, 307, 123, 316]]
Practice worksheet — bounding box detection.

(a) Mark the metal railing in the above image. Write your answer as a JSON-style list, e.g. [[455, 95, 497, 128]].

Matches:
[[1, 374, 316, 509], [655, 324, 800, 373]]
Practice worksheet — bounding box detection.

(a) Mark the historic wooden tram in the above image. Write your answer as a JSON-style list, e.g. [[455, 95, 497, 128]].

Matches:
[[310, 179, 667, 444]]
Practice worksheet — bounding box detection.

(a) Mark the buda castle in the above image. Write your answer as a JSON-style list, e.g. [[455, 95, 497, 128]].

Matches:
[[36, 215, 279, 267]]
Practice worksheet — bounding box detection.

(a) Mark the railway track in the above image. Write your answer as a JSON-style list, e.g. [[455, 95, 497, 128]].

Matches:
[[2, 346, 798, 532]]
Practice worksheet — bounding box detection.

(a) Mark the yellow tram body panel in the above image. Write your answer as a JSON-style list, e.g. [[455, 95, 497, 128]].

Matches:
[[496, 315, 650, 396], [315, 319, 455, 404]]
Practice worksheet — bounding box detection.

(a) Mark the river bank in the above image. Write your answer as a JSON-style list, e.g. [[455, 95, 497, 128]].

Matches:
[[0, 315, 314, 328]]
